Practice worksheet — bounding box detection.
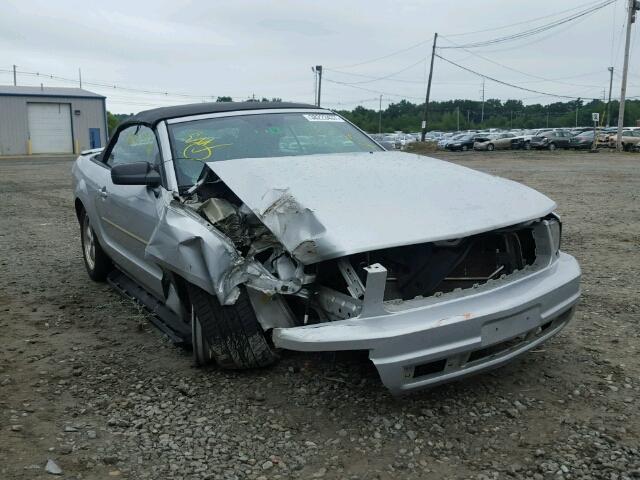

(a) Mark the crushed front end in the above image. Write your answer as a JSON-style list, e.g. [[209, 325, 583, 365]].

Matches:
[[268, 216, 580, 395], [176, 165, 579, 395]]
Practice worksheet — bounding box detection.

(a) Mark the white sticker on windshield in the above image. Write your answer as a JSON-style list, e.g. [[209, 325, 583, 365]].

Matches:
[[302, 113, 344, 122]]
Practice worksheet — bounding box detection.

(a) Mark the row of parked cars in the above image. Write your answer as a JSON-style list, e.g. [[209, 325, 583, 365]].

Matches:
[[370, 133, 419, 150], [429, 127, 640, 152], [369, 127, 640, 152]]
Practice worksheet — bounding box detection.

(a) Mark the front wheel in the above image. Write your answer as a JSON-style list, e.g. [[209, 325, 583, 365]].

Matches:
[[548, 142, 557, 151], [524, 142, 531, 150], [487, 143, 495, 151], [461, 145, 469, 151], [80, 211, 111, 281], [188, 285, 278, 369]]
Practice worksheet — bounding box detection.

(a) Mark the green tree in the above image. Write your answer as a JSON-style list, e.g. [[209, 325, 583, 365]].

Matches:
[[106, 112, 132, 136]]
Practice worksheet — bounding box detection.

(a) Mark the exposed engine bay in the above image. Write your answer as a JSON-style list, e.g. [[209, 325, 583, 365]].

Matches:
[[182, 168, 542, 330]]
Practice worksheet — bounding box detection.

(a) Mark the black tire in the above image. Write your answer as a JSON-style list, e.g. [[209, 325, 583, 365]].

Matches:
[[524, 142, 531, 150], [548, 142, 557, 151], [487, 143, 495, 151], [80, 209, 111, 281], [462, 145, 469, 151], [187, 284, 278, 369]]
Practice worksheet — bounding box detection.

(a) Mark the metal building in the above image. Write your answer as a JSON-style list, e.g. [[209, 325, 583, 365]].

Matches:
[[0, 85, 107, 156]]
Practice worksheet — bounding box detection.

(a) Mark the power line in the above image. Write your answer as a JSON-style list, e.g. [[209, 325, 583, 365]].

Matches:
[[435, 54, 602, 100], [439, 36, 606, 89], [446, 0, 612, 37], [323, 77, 425, 100], [330, 0, 614, 71], [324, 58, 425, 85], [440, 0, 616, 49], [331, 39, 433, 70], [0, 67, 252, 101]]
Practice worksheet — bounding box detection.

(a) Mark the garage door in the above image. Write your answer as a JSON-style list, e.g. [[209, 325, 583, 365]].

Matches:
[[27, 103, 73, 154]]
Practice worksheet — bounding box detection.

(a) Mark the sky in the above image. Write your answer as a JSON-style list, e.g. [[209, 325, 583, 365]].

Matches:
[[1, 0, 637, 114]]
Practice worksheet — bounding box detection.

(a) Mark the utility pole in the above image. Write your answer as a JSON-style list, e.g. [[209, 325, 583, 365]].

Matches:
[[546, 106, 549, 128], [421, 32, 438, 141], [481, 79, 485, 124], [575, 98, 580, 127], [78, 68, 82, 89], [456, 106, 460, 131], [607, 67, 614, 127], [378, 94, 383, 134], [617, 0, 640, 150], [13, 64, 17, 86], [313, 65, 323, 107], [510, 110, 513, 129], [312, 67, 318, 104]]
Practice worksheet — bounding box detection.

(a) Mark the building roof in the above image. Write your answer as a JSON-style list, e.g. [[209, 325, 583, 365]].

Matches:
[[125, 101, 319, 126], [0, 85, 105, 99]]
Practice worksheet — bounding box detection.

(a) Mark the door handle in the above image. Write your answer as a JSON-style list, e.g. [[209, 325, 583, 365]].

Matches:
[[99, 186, 108, 198]]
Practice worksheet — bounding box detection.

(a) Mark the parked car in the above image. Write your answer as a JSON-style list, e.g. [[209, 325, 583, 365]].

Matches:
[[568, 127, 591, 136], [397, 133, 417, 148], [445, 133, 477, 151], [511, 129, 551, 150], [474, 133, 517, 151], [370, 133, 396, 151], [438, 133, 463, 149], [530, 130, 572, 150], [569, 130, 595, 150], [71, 102, 580, 395], [607, 129, 640, 150], [382, 134, 400, 149]]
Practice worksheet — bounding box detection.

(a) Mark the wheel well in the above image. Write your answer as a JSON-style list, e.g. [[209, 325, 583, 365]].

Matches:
[[162, 271, 192, 310], [74, 199, 85, 223]]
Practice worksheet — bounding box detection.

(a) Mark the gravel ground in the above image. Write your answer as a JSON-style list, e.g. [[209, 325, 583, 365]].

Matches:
[[1, 150, 639, 480]]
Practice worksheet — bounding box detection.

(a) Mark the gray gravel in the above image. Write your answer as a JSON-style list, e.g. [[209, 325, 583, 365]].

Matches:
[[1, 151, 639, 479]]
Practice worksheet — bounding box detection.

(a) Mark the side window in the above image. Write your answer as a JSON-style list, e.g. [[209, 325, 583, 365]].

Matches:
[[107, 125, 159, 168]]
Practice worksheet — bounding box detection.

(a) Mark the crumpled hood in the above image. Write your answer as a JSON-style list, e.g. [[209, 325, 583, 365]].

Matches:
[[207, 151, 556, 263]]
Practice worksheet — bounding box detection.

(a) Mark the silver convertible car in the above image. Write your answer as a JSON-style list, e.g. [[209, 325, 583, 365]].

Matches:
[[72, 102, 581, 395]]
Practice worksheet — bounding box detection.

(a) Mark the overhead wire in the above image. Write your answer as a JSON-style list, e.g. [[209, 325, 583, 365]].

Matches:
[[439, 0, 616, 50], [438, 36, 606, 89], [330, 0, 613, 71], [445, 0, 612, 37], [435, 54, 602, 100], [0, 67, 252, 101], [324, 58, 426, 85]]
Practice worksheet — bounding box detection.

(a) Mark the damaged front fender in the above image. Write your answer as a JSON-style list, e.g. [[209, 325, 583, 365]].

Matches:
[[145, 190, 305, 306]]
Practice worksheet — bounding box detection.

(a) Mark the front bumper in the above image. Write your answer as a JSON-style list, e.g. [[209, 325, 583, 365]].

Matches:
[[273, 252, 580, 395]]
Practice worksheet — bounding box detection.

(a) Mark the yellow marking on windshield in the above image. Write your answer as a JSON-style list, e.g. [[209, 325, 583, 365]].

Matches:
[[182, 132, 232, 161]]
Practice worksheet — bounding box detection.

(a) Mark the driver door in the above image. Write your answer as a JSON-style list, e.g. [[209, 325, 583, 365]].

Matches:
[[95, 124, 164, 298]]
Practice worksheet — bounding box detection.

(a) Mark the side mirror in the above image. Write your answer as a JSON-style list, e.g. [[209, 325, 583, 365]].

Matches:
[[111, 162, 161, 187]]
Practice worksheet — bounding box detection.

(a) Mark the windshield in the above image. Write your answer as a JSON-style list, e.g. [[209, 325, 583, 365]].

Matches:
[[168, 111, 382, 188]]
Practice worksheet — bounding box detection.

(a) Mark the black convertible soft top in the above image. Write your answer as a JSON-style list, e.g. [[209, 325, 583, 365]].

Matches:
[[125, 101, 319, 127]]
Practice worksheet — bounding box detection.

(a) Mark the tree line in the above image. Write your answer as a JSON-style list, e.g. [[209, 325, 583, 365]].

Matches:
[[336, 98, 640, 133], [107, 96, 640, 136]]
